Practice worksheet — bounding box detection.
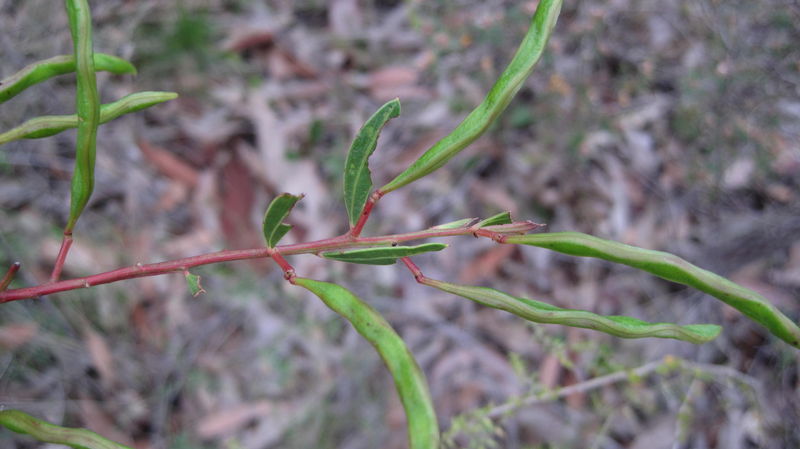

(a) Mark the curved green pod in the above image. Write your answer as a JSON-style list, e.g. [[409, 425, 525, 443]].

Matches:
[[294, 278, 440, 449], [422, 277, 721, 343], [0, 53, 136, 104], [380, 0, 562, 194], [507, 232, 800, 348], [0, 410, 133, 449], [65, 0, 101, 232], [0, 91, 178, 145]]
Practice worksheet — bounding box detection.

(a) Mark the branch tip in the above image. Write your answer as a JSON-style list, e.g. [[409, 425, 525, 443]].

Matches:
[[0, 262, 21, 292]]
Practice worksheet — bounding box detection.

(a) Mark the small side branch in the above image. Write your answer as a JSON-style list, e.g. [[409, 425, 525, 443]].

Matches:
[[269, 249, 296, 283], [400, 257, 425, 283], [0, 262, 21, 292], [50, 232, 74, 282], [349, 190, 384, 238]]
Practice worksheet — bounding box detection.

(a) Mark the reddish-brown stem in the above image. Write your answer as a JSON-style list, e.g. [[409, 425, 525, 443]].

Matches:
[[400, 257, 425, 283], [0, 262, 21, 292], [50, 232, 73, 282], [349, 190, 384, 238], [0, 221, 528, 304], [269, 249, 296, 282]]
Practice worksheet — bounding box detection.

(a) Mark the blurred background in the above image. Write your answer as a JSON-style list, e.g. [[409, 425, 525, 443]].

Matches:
[[1, 0, 799, 448]]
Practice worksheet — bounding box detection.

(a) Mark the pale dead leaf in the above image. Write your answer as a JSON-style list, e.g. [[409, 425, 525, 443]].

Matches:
[[197, 401, 272, 439], [83, 327, 116, 386], [0, 323, 38, 349]]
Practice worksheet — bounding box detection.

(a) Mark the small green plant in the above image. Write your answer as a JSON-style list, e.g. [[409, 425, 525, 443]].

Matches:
[[1, 1, 798, 448]]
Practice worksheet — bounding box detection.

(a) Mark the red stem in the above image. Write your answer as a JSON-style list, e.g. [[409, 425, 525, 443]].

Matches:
[[349, 190, 384, 238], [0, 262, 21, 292], [50, 232, 73, 282], [0, 220, 520, 304], [400, 257, 425, 283]]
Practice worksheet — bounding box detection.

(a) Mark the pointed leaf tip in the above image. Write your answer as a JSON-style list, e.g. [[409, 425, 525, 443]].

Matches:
[[343, 99, 401, 226], [263, 193, 303, 247]]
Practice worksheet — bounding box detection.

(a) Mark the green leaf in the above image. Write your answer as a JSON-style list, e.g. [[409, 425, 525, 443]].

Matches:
[[0, 53, 136, 105], [476, 211, 512, 228], [184, 271, 205, 297], [0, 409, 134, 449], [293, 278, 440, 448], [379, 0, 563, 194], [0, 92, 178, 146], [431, 217, 478, 230], [422, 277, 721, 344], [322, 243, 448, 265], [506, 232, 800, 348], [262, 193, 303, 247], [343, 98, 401, 226]]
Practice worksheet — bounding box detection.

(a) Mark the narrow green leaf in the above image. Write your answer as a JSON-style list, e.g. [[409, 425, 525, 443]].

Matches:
[[476, 211, 513, 228], [343, 98, 401, 226], [293, 278, 440, 448], [507, 232, 800, 348], [0, 409, 134, 449], [322, 243, 448, 265], [431, 217, 478, 230], [64, 0, 100, 232], [262, 193, 303, 247], [379, 0, 563, 194], [0, 92, 178, 146], [184, 271, 205, 297], [0, 53, 136, 105], [423, 278, 720, 343]]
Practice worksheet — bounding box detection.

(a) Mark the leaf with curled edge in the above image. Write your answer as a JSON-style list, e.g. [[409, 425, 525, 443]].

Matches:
[[262, 193, 303, 247], [322, 243, 447, 265], [422, 277, 721, 344], [344, 98, 401, 226]]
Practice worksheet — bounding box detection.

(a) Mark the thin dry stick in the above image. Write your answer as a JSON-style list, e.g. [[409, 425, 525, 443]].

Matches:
[[485, 358, 762, 419]]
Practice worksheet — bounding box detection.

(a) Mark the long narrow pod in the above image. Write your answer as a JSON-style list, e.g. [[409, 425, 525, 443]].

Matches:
[[507, 232, 800, 348], [294, 278, 440, 449]]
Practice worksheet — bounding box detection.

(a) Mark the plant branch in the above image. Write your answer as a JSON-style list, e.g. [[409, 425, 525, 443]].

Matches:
[[0, 222, 495, 303], [349, 190, 384, 238], [0, 262, 21, 292], [49, 232, 73, 282]]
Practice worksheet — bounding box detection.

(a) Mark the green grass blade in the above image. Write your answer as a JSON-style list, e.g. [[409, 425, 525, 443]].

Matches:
[[344, 98, 401, 226], [64, 0, 101, 232], [262, 193, 303, 247], [507, 232, 800, 348], [379, 0, 562, 194], [0, 53, 136, 105], [322, 243, 448, 265], [0, 410, 133, 449], [423, 278, 721, 344], [0, 91, 178, 145], [293, 278, 440, 449]]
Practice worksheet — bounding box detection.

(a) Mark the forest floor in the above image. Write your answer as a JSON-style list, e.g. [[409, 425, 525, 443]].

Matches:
[[1, 0, 799, 448]]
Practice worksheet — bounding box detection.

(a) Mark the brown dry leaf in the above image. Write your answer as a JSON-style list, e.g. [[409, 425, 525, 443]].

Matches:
[[79, 397, 136, 447], [136, 139, 199, 188], [538, 354, 561, 390], [218, 152, 261, 251], [0, 323, 38, 349], [224, 29, 274, 52], [196, 401, 272, 439], [368, 66, 419, 100], [458, 244, 515, 283], [83, 327, 116, 386]]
